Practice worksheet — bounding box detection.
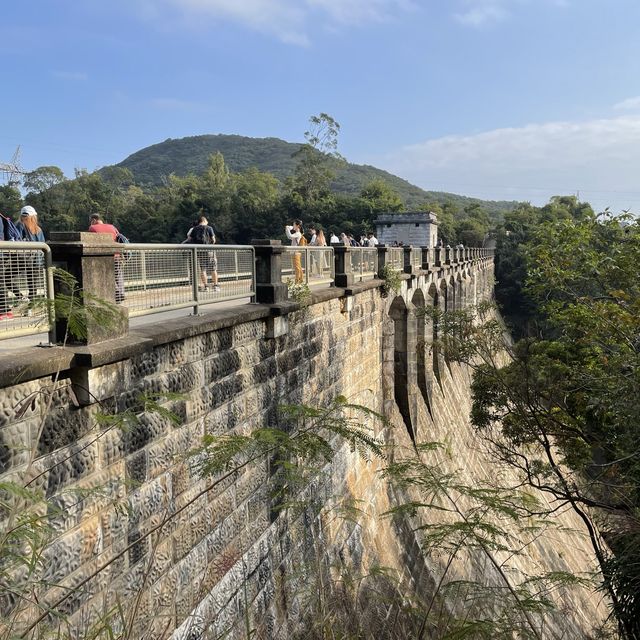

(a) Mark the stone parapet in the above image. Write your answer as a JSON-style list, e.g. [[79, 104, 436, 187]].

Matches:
[[49, 232, 129, 345], [251, 239, 289, 304]]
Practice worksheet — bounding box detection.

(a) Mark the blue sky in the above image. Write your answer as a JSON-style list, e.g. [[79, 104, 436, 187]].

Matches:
[[2, 0, 640, 212]]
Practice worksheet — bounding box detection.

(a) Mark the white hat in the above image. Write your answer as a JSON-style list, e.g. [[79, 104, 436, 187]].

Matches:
[[20, 205, 38, 217]]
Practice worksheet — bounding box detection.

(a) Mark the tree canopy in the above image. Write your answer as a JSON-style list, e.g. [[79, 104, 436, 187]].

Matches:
[[465, 207, 640, 638]]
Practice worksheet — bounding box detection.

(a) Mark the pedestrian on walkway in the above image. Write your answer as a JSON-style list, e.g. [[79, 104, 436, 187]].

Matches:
[[88, 213, 126, 303]]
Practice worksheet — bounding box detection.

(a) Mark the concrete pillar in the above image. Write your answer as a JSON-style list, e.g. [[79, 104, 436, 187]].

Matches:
[[376, 245, 391, 275], [49, 232, 128, 345], [403, 246, 420, 275], [421, 246, 432, 271], [333, 246, 354, 288], [252, 240, 289, 304]]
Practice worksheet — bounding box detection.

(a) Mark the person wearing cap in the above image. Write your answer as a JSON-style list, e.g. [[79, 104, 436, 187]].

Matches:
[[17, 206, 45, 243], [11, 206, 46, 304]]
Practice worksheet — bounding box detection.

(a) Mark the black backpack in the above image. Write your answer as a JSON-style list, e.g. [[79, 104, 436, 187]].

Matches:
[[190, 225, 214, 245], [0, 214, 21, 241]]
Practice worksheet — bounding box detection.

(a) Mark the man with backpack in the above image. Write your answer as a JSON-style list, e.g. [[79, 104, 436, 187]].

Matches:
[[186, 215, 219, 292]]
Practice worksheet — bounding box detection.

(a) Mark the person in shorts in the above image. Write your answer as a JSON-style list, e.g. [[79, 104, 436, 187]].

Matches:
[[187, 216, 220, 292]]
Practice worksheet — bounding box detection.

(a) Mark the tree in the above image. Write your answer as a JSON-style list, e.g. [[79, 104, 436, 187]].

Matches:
[[359, 179, 404, 213], [290, 113, 344, 205], [230, 167, 282, 242], [0, 185, 23, 215], [456, 211, 640, 638], [23, 165, 65, 194]]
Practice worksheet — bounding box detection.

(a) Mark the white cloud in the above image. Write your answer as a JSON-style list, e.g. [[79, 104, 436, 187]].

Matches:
[[52, 70, 88, 81], [307, 0, 415, 25], [161, 0, 308, 44], [454, 2, 507, 27], [149, 97, 205, 110], [453, 0, 568, 28], [144, 0, 413, 44], [613, 96, 640, 112], [376, 116, 640, 213]]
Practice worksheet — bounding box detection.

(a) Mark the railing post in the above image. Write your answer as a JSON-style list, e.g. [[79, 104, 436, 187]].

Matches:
[[48, 232, 129, 345], [305, 248, 310, 285], [445, 246, 452, 266], [333, 246, 354, 288], [252, 240, 289, 304], [421, 246, 431, 271], [403, 246, 412, 274], [376, 245, 390, 276], [191, 248, 199, 315]]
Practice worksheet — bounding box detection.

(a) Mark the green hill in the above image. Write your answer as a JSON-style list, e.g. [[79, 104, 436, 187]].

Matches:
[[113, 134, 518, 214]]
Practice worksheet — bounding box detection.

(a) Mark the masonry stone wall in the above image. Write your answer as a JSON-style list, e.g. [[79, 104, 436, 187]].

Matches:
[[0, 257, 609, 639]]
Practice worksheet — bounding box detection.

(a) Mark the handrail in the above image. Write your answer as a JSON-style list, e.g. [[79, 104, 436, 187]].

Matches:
[[117, 244, 256, 317], [281, 246, 334, 288], [0, 241, 55, 343], [349, 247, 378, 282]]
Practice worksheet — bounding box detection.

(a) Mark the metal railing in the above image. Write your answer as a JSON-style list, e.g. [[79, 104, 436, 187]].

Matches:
[[0, 241, 55, 342], [423, 247, 433, 266], [385, 247, 404, 271], [119, 244, 256, 317], [409, 247, 422, 269], [350, 247, 378, 282], [281, 247, 334, 288]]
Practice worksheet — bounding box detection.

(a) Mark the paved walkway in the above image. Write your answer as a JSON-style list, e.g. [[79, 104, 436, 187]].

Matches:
[[0, 296, 254, 353]]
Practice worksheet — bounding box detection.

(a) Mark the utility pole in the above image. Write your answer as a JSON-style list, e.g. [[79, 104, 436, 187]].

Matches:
[[0, 146, 26, 187]]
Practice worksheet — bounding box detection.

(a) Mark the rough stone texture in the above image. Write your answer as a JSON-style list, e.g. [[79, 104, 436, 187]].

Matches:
[[0, 257, 608, 639]]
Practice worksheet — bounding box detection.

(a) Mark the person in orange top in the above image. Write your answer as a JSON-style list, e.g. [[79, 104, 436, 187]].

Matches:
[[87, 214, 125, 303]]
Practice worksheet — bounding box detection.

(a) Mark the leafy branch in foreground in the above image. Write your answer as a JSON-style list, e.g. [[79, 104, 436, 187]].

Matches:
[[423, 212, 640, 638], [189, 395, 600, 640], [379, 440, 594, 640], [191, 396, 385, 479], [0, 392, 184, 639], [379, 264, 402, 298]]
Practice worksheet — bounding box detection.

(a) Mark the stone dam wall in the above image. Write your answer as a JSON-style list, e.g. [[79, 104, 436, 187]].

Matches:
[[0, 255, 609, 639]]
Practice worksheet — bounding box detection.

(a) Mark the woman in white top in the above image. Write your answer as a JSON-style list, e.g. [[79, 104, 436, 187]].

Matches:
[[285, 220, 304, 283], [285, 220, 303, 246]]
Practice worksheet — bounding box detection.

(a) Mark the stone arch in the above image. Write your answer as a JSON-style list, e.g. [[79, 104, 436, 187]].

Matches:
[[412, 288, 432, 415], [432, 280, 448, 384], [469, 270, 478, 307], [455, 272, 464, 311], [445, 275, 456, 313], [387, 295, 417, 440]]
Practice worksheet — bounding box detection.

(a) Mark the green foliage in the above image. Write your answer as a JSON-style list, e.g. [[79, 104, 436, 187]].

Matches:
[[0, 385, 184, 639], [107, 133, 517, 212], [359, 178, 404, 213], [434, 208, 640, 637], [286, 279, 312, 305], [15, 128, 517, 247], [23, 165, 65, 193], [0, 185, 24, 214], [191, 397, 385, 481], [379, 264, 402, 298], [43, 268, 120, 342]]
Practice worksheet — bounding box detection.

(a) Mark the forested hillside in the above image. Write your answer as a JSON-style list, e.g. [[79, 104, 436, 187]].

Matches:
[[111, 134, 517, 214], [8, 116, 518, 245]]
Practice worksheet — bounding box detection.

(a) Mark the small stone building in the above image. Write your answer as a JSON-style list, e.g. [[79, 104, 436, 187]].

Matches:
[[375, 211, 438, 247]]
